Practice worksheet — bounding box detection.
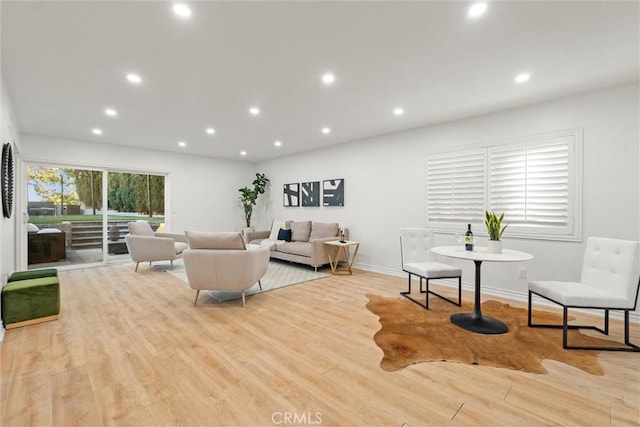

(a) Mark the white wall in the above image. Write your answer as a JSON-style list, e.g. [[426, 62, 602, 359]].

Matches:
[[1, 74, 21, 339], [256, 83, 640, 308], [18, 134, 256, 239]]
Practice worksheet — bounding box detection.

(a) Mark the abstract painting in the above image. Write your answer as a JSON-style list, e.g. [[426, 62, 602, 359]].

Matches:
[[323, 179, 344, 206], [283, 183, 299, 207], [301, 181, 320, 207]]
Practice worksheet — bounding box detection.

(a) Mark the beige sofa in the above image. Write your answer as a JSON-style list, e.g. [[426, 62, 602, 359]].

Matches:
[[246, 220, 349, 271]]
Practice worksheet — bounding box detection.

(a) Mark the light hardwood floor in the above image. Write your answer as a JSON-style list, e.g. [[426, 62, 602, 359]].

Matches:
[[1, 262, 639, 426]]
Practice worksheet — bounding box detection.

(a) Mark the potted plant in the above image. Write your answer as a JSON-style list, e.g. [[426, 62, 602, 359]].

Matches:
[[485, 210, 507, 253], [238, 173, 269, 234]]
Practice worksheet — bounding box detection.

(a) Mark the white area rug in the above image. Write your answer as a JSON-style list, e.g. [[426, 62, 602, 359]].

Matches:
[[167, 260, 330, 303]]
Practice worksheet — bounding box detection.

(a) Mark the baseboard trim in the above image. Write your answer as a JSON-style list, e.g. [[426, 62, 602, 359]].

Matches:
[[5, 314, 59, 330], [354, 262, 640, 324]]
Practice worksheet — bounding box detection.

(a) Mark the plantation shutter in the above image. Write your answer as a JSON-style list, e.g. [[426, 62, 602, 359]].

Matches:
[[489, 138, 571, 230], [426, 149, 486, 223]]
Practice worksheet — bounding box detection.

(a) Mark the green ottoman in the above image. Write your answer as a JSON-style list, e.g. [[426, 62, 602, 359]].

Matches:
[[2, 270, 60, 329], [8, 268, 58, 282]]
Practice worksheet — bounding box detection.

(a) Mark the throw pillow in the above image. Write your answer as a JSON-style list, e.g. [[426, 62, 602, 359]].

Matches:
[[290, 221, 312, 242], [309, 222, 339, 240], [186, 231, 246, 250], [277, 228, 292, 242]]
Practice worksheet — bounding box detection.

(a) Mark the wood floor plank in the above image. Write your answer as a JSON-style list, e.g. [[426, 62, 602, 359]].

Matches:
[[51, 366, 102, 426], [1, 262, 638, 426]]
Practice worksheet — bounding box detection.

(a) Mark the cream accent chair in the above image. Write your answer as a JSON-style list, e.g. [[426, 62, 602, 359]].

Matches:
[[125, 221, 189, 272], [528, 237, 640, 351], [183, 231, 270, 307], [400, 227, 462, 309]]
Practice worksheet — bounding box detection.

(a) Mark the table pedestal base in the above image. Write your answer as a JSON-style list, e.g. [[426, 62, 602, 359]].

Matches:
[[450, 313, 508, 334]]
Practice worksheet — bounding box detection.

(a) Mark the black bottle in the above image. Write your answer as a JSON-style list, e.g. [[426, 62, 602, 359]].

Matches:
[[464, 223, 474, 251]]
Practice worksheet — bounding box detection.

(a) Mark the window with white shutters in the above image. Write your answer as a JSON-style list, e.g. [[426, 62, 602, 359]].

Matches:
[[426, 149, 486, 224], [426, 129, 582, 241]]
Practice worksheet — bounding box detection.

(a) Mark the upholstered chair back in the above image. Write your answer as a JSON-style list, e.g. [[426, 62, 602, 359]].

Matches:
[[400, 228, 436, 266], [128, 221, 154, 236], [186, 231, 246, 250], [580, 237, 640, 309]]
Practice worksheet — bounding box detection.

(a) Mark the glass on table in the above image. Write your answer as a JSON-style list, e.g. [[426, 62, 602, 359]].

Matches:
[[455, 232, 463, 250]]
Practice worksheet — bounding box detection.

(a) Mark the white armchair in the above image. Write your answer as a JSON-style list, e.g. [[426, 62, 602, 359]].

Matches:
[[400, 227, 462, 309], [528, 237, 640, 351], [183, 231, 270, 306], [125, 221, 188, 272]]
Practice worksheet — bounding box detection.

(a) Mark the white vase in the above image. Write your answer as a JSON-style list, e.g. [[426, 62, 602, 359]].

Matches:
[[487, 240, 502, 254]]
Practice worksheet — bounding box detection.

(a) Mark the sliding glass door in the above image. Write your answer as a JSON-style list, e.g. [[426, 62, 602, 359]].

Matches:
[[26, 165, 104, 268], [106, 172, 165, 261], [25, 164, 166, 269]]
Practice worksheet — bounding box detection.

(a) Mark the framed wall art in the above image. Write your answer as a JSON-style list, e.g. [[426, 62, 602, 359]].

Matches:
[[283, 183, 300, 207], [323, 178, 344, 207], [301, 181, 320, 207]]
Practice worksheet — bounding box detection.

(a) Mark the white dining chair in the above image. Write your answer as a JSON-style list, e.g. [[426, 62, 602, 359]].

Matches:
[[400, 227, 462, 309], [528, 236, 640, 351]]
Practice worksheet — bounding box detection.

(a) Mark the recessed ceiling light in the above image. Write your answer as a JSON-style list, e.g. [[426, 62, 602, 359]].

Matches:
[[206, 127, 215, 135], [468, 2, 488, 18], [126, 73, 142, 84], [322, 73, 335, 85], [274, 140, 282, 147], [321, 127, 331, 134], [249, 107, 260, 116], [104, 108, 117, 117], [178, 141, 187, 147], [92, 128, 103, 135], [172, 3, 191, 18], [515, 73, 531, 83], [393, 107, 404, 116], [240, 151, 247, 156]]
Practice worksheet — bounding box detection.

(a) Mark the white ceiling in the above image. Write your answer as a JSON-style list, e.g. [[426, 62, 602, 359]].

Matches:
[[2, 1, 638, 162]]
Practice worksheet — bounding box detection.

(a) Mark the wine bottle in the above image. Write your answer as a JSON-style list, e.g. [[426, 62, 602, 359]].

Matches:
[[464, 223, 474, 251]]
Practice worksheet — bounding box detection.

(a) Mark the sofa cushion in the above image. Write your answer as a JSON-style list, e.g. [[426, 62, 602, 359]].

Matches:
[[277, 228, 292, 242], [269, 219, 287, 240], [309, 222, 339, 240], [276, 241, 312, 258], [290, 221, 312, 242], [186, 231, 246, 250]]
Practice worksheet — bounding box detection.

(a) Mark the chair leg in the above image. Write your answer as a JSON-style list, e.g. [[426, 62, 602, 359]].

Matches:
[[258, 280, 262, 290], [170, 260, 174, 270], [424, 278, 430, 309], [529, 290, 640, 351], [193, 290, 200, 306], [135, 262, 140, 272], [241, 291, 246, 307], [401, 273, 461, 310]]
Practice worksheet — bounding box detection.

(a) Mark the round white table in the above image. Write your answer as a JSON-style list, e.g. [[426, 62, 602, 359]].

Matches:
[[431, 245, 534, 334]]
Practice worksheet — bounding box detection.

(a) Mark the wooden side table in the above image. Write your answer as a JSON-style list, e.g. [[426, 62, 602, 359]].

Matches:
[[324, 240, 360, 275]]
